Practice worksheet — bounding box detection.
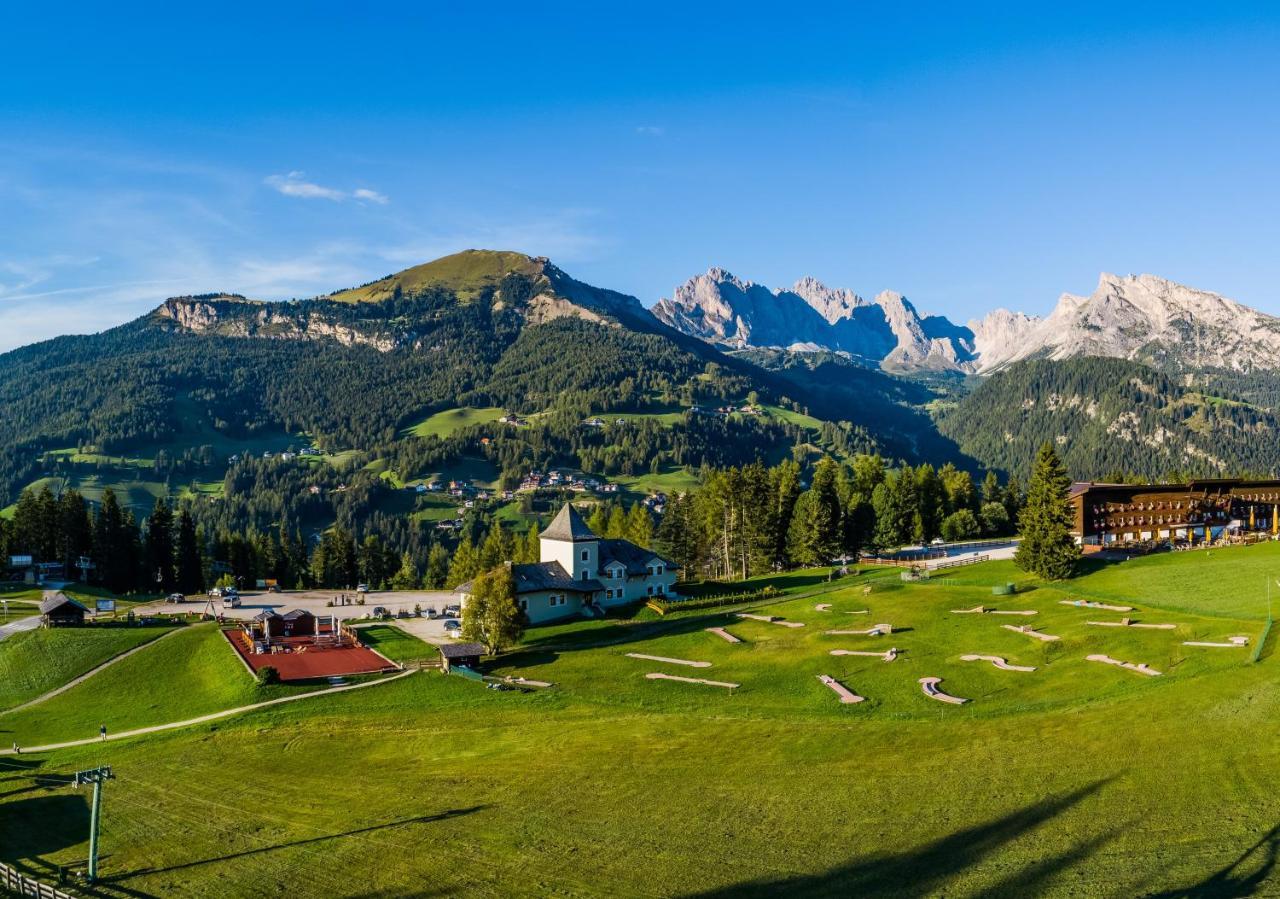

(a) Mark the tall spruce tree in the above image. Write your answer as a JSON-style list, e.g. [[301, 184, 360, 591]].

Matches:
[[1014, 442, 1080, 580], [175, 508, 204, 594], [144, 498, 177, 593]]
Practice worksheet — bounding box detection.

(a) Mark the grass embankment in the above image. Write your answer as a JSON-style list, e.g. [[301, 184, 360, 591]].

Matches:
[[0, 626, 176, 711], [2, 547, 1280, 896], [0, 624, 317, 746], [403, 406, 506, 439]]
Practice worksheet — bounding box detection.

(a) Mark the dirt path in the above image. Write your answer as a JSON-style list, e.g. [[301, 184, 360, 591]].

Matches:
[[0, 668, 417, 756], [2, 628, 182, 715]]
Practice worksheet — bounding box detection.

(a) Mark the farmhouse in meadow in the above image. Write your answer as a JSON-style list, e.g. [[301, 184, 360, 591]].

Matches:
[[456, 503, 678, 624]]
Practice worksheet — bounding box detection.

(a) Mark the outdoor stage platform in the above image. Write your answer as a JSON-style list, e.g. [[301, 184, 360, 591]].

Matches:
[[224, 630, 399, 681]]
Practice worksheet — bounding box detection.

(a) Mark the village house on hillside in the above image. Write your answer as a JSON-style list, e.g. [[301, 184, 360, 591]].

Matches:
[[456, 503, 678, 624]]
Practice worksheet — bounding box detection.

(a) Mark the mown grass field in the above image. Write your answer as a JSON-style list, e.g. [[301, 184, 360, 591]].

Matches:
[[0, 625, 176, 712], [3, 547, 1280, 896]]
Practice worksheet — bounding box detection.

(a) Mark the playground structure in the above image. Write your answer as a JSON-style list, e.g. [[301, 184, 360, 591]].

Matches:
[[817, 674, 864, 704], [226, 612, 397, 681], [1086, 654, 1162, 676], [1002, 624, 1060, 642], [626, 653, 711, 668], [919, 676, 969, 704], [960, 654, 1036, 672]]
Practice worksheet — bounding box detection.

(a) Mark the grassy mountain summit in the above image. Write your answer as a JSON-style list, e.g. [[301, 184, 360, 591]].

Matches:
[[323, 248, 650, 327], [327, 249, 545, 303]]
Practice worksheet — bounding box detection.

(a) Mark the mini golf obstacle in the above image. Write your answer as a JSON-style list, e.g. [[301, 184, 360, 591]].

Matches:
[[626, 653, 711, 668], [645, 672, 739, 689], [1086, 618, 1176, 630], [1002, 624, 1060, 642], [829, 648, 899, 661], [736, 613, 805, 628], [815, 603, 832, 612], [951, 606, 1037, 616], [817, 674, 864, 704], [960, 654, 1036, 672], [1086, 654, 1162, 677], [705, 627, 742, 644], [825, 624, 893, 637], [1061, 599, 1134, 612], [1183, 636, 1251, 648], [919, 677, 969, 704]]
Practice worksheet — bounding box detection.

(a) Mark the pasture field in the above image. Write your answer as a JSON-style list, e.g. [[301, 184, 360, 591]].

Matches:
[[2, 548, 1280, 896], [403, 406, 506, 439]]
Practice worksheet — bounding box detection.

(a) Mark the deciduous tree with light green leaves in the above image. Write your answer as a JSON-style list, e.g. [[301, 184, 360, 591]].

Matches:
[[461, 564, 524, 654], [1014, 442, 1080, 580]]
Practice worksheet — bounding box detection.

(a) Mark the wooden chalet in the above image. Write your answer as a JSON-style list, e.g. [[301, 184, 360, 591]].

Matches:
[[39, 593, 88, 628]]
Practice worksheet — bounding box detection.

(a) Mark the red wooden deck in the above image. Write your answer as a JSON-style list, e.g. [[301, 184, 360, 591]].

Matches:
[[224, 630, 398, 681]]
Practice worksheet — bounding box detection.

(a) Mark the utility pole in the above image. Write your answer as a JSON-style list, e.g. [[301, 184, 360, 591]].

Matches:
[[73, 766, 114, 883]]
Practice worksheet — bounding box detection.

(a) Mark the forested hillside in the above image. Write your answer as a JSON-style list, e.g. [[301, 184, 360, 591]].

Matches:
[[937, 356, 1280, 481]]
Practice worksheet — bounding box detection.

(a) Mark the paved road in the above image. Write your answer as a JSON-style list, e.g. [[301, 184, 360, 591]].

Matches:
[[0, 668, 418, 755], [0, 614, 40, 642]]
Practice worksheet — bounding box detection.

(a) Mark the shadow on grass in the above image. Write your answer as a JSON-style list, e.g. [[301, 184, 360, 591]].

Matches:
[[103, 806, 487, 883], [684, 780, 1110, 898], [0, 793, 90, 864], [1149, 822, 1280, 898]]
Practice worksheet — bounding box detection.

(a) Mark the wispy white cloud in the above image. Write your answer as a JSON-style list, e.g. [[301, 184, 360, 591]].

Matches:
[[635, 125, 666, 136], [265, 171, 389, 204]]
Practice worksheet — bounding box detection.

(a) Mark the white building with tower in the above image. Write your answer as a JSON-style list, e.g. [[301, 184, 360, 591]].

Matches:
[[456, 503, 678, 625]]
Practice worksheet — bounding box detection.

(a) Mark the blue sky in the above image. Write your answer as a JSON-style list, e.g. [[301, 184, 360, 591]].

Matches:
[[3, 3, 1280, 351]]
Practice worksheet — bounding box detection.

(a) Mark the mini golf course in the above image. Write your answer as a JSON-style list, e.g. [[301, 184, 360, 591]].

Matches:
[[3, 544, 1280, 896]]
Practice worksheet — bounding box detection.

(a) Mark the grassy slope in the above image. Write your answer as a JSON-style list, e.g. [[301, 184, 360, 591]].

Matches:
[[327, 250, 541, 304], [3, 548, 1280, 896], [0, 623, 315, 745], [403, 406, 505, 439], [0, 626, 175, 711]]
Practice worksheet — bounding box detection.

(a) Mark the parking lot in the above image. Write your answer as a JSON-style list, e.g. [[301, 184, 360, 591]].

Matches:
[[137, 588, 461, 645]]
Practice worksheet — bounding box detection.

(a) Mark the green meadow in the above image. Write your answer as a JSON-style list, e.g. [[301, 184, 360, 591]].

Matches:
[[3, 546, 1280, 896]]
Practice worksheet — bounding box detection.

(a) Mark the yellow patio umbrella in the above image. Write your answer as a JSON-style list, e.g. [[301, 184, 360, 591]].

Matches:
[[1250, 505, 1256, 529], [1273, 504, 1278, 536]]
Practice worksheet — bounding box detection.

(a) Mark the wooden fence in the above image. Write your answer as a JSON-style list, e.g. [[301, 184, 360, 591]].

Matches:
[[0, 861, 78, 899]]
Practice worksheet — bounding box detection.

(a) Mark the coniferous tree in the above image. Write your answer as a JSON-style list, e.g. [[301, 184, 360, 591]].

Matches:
[[446, 534, 480, 588], [175, 508, 204, 594], [1014, 442, 1080, 580], [624, 503, 654, 549], [144, 498, 176, 593], [425, 543, 450, 589]]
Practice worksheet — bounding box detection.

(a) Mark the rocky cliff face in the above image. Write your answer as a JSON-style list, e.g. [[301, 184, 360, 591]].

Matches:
[[654, 268, 1280, 376], [651, 268, 976, 370], [975, 273, 1280, 373]]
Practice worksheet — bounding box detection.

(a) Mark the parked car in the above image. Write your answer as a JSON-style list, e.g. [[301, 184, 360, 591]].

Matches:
[[208, 587, 223, 598], [425, 607, 438, 619], [356, 584, 369, 594], [369, 606, 390, 619], [267, 584, 282, 593], [167, 592, 186, 604], [221, 595, 241, 609], [444, 605, 461, 617], [443, 619, 462, 633]]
